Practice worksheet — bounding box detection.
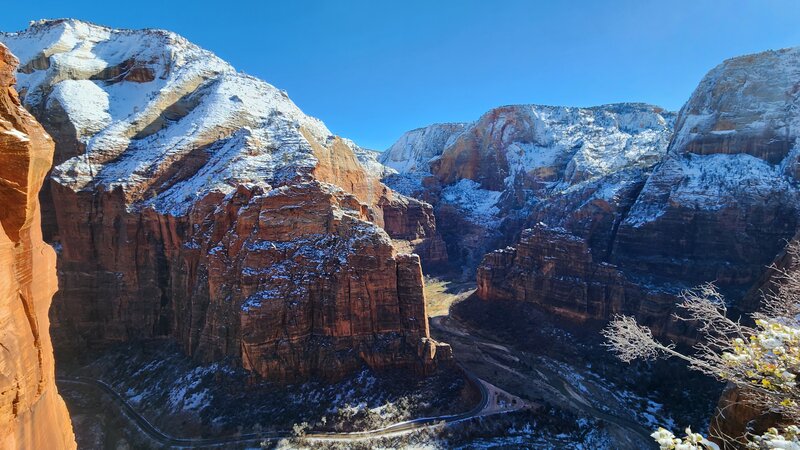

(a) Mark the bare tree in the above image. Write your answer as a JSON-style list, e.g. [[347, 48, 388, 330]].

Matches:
[[603, 242, 800, 449]]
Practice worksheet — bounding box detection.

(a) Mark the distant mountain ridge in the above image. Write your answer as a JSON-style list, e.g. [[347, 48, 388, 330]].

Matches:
[[379, 45, 800, 342], [380, 102, 675, 272]]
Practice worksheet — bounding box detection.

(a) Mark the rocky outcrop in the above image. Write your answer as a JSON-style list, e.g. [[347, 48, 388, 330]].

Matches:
[[2, 19, 450, 383], [380, 123, 467, 184], [346, 138, 447, 266], [710, 384, 781, 449], [476, 225, 690, 337], [476, 47, 800, 328], [0, 43, 75, 450]]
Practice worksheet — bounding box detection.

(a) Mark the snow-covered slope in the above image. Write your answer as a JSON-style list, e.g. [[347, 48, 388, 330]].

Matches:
[[384, 103, 674, 206], [0, 19, 451, 383], [669, 47, 800, 164], [1, 19, 340, 215], [344, 139, 397, 178], [436, 103, 675, 192], [378, 123, 466, 197], [381, 103, 675, 270], [613, 47, 800, 288], [380, 123, 467, 174], [478, 45, 800, 331]]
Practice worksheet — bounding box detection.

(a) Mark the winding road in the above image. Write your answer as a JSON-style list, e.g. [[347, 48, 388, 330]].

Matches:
[[58, 366, 525, 448], [430, 315, 656, 447]]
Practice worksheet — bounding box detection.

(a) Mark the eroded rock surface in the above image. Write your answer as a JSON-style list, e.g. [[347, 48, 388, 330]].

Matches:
[[1, 19, 449, 383], [0, 43, 75, 450], [382, 104, 674, 275]]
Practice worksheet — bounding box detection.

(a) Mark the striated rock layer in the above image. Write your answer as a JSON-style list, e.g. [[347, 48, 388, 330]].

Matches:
[[476, 47, 800, 327], [476, 225, 692, 338], [1, 19, 449, 383], [0, 44, 75, 450]]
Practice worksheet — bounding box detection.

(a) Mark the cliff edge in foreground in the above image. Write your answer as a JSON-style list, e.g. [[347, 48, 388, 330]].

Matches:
[[0, 43, 75, 450]]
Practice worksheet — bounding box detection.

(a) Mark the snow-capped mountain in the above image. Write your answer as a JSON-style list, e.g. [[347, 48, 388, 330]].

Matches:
[[614, 47, 800, 287], [434, 103, 675, 189], [478, 46, 800, 335], [2, 19, 352, 215], [382, 102, 675, 271], [0, 19, 451, 383], [381, 123, 467, 174]]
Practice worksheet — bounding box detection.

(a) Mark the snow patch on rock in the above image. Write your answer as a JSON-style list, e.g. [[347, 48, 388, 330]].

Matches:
[[379, 123, 467, 174], [441, 179, 502, 222], [47, 79, 111, 137]]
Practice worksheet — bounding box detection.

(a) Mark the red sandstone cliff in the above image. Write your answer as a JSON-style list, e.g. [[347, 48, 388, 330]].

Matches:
[[1, 20, 449, 383], [381, 104, 674, 275], [0, 43, 75, 450]]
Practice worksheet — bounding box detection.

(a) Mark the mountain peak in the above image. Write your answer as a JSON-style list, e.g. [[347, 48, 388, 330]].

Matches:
[[1, 20, 341, 215]]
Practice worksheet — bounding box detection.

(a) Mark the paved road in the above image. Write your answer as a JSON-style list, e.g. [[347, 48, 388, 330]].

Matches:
[[58, 366, 519, 448]]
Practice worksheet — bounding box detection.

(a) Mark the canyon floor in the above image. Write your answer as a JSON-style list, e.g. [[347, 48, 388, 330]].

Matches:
[[54, 273, 723, 449]]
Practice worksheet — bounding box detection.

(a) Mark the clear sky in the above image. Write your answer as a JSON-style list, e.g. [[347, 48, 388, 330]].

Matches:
[[2, 1, 800, 150]]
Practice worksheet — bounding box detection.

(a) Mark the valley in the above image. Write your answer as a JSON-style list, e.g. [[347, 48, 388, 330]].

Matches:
[[0, 13, 798, 450]]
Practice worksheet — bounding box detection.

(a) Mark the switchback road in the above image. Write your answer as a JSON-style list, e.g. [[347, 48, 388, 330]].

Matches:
[[57, 366, 526, 448]]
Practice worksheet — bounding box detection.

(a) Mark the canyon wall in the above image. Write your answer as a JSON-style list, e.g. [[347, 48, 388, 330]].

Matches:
[[474, 48, 800, 328], [1, 20, 449, 383], [0, 43, 75, 450], [382, 48, 800, 333]]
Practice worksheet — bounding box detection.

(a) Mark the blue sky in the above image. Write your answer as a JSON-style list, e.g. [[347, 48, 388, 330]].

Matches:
[[3, 1, 800, 149]]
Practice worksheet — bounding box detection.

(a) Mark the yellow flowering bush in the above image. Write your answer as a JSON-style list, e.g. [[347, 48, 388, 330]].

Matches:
[[722, 320, 799, 398], [651, 427, 719, 450], [744, 426, 800, 450]]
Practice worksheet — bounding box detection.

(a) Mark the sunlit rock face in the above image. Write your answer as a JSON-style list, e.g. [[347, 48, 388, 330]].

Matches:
[[476, 47, 800, 330], [1, 19, 449, 383], [0, 43, 75, 450], [612, 48, 800, 298], [382, 104, 674, 275]]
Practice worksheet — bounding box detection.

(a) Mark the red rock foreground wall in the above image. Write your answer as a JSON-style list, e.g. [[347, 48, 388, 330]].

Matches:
[[0, 44, 75, 450], [49, 178, 451, 383]]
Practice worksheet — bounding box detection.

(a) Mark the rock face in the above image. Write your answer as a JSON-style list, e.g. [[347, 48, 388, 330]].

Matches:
[[381, 123, 467, 184], [612, 48, 800, 302], [0, 43, 75, 450], [1, 19, 449, 383], [476, 47, 800, 326], [348, 139, 447, 265], [476, 225, 689, 337], [382, 104, 674, 274]]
